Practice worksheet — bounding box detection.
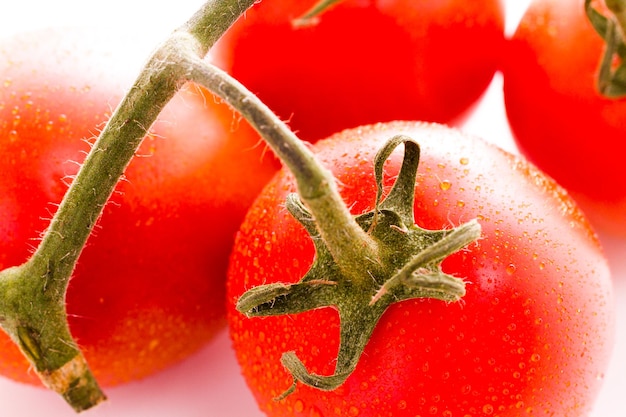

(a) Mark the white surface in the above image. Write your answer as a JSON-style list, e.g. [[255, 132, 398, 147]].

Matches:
[[0, 0, 624, 416]]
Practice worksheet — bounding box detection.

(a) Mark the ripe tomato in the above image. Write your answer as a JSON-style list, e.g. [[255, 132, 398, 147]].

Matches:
[[227, 122, 614, 416], [213, 0, 505, 143], [503, 0, 626, 235], [0, 28, 278, 386]]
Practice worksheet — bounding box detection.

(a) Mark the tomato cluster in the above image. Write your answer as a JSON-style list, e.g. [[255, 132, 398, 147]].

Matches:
[[0, 0, 621, 416]]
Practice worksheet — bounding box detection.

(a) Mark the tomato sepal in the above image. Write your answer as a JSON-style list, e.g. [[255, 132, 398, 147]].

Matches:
[[236, 135, 481, 399], [585, 0, 626, 96]]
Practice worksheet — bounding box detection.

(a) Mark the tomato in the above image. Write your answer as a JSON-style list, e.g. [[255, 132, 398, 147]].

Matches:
[[213, 0, 505, 143], [0, 28, 278, 386], [502, 0, 626, 235], [227, 122, 614, 416]]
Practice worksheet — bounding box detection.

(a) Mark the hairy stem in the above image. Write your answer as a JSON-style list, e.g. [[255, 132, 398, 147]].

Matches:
[[0, 0, 255, 412], [187, 61, 381, 282]]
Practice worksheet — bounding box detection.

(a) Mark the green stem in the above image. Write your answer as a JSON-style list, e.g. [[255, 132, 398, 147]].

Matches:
[[293, 0, 344, 27], [606, 0, 626, 36], [0, 0, 255, 412], [187, 61, 381, 283]]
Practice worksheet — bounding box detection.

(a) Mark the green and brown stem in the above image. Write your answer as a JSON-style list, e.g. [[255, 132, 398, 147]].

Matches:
[[187, 62, 381, 285], [1, 0, 481, 409], [190, 61, 483, 397], [0, 0, 256, 412], [586, 0, 626, 96]]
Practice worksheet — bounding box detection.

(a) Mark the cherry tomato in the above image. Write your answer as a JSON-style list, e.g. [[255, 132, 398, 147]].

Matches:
[[503, 0, 626, 235], [214, 0, 505, 142], [0, 28, 278, 386], [227, 122, 614, 416]]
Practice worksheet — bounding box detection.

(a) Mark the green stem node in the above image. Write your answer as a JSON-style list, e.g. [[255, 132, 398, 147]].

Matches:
[[236, 135, 481, 399]]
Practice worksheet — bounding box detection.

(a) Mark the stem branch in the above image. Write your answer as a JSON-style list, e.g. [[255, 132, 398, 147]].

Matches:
[[0, 0, 256, 411], [187, 61, 380, 281]]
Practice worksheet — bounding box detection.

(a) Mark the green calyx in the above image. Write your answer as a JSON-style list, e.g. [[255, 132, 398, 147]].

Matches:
[[586, 0, 626, 97], [236, 135, 481, 400]]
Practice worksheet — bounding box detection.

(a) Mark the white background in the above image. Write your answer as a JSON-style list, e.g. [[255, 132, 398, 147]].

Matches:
[[0, 0, 624, 415]]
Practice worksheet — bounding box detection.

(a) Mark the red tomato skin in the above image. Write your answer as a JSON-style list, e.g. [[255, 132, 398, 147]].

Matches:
[[503, 0, 626, 235], [0, 28, 278, 386], [227, 122, 614, 416], [214, 0, 505, 142]]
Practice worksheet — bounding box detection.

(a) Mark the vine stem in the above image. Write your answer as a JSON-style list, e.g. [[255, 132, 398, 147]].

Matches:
[[0, 0, 381, 411], [0, 0, 256, 412], [186, 61, 380, 282], [606, 0, 626, 36]]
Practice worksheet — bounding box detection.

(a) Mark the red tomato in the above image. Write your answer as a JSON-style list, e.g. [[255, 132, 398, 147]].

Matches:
[[227, 122, 614, 416], [503, 0, 626, 235], [0, 28, 278, 386], [213, 0, 505, 143]]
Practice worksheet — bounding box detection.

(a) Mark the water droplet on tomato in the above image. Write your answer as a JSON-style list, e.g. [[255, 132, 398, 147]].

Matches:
[[348, 405, 360, 416], [483, 404, 494, 414], [460, 157, 469, 165], [294, 399, 305, 413], [8, 130, 18, 142], [506, 263, 516, 275], [439, 180, 452, 191]]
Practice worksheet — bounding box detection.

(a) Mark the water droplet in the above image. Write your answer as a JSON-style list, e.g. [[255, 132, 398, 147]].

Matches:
[[348, 405, 360, 416], [294, 399, 305, 413], [460, 157, 469, 165], [531, 353, 541, 362], [505, 263, 516, 275], [439, 180, 452, 191], [58, 114, 68, 123], [457, 200, 466, 208], [8, 130, 18, 142], [483, 404, 494, 414]]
